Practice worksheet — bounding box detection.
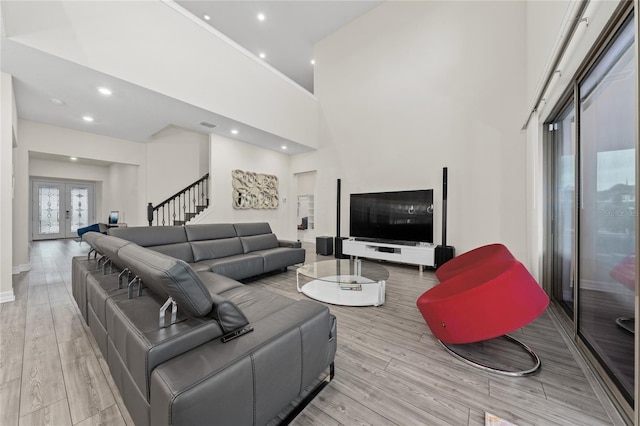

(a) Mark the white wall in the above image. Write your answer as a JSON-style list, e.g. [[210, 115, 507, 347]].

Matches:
[[106, 163, 140, 226], [1, 73, 16, 301], [294, 1, 528, 261], [146, 126, 209, 206], [192, 134, 294, 240]]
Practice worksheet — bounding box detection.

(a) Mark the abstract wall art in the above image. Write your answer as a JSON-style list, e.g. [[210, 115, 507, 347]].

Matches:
[[231, 169, 279, 209]]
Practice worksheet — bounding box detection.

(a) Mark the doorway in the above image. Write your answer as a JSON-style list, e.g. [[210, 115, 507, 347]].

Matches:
[[32, 180, 95, 240], [296, 171, 317, 243]]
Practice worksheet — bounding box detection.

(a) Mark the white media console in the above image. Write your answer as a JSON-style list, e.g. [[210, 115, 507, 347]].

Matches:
[[342, 239, 435, 270]]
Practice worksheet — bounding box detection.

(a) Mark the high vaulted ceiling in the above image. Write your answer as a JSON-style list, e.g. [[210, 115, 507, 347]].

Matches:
[[0, 0, 382, 153], [176, 1, 383, 93]]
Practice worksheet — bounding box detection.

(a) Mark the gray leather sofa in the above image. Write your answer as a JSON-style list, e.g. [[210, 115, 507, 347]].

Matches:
[[74, 226, 336, 426], [107, 222, 305, 280]]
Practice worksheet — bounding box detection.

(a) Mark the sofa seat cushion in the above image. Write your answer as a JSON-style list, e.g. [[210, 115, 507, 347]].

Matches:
[[253, 247, 306, 272], [192, 254, 264, 280], [149, 301, 334, 426], [197, 271, 245, 294], [191, 238, 243, 262], [106, 294, 223, 402], [240, 233, 279, 253], [216, 285, 295, 323], [86, 272, 128, 329]]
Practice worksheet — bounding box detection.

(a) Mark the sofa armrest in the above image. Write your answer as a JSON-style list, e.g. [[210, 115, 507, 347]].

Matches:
[[208, 293, 249, 334], [278, 239, 302, 249]]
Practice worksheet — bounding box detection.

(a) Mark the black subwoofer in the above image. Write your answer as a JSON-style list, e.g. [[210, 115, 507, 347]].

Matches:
[[316, 236, 334, 256]]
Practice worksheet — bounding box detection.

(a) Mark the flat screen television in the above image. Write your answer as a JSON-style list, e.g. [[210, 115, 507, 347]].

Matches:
[[350, 189, 434, 244]]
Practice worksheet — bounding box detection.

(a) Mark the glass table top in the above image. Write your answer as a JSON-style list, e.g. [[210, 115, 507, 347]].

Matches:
[[297, 259, 389, 284]]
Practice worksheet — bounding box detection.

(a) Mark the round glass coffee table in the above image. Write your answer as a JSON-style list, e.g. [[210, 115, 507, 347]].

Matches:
[[296, 259, 389, 306]]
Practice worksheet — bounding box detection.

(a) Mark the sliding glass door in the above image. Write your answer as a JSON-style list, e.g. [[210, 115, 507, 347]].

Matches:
[[577, 14, 636, 404], [546, 11, 636, 408]]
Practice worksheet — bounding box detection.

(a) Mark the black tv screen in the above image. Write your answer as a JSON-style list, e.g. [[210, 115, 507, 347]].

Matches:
[[350, 189, 434, 244]]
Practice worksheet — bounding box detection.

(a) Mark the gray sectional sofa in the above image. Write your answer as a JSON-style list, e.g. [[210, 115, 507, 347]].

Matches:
[[108, 222, 305, 280], [72, 223, 336, 426]]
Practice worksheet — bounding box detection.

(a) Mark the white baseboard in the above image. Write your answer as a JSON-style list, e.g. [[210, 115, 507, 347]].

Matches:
[[0, 290, 16, 304], [11, 263, 31, 275]]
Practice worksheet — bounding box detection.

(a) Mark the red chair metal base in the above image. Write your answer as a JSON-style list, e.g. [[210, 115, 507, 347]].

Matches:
[[439, 334, 541, 377]]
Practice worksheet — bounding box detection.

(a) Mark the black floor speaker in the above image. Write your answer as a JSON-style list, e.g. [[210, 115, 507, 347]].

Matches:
[[334, 237, 349, 259], [435, 245, 455, 269], [436, 167, 454, 269]]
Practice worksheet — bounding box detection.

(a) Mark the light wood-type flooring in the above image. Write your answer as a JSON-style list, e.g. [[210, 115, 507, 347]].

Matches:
[[0, 239, 629, 425]]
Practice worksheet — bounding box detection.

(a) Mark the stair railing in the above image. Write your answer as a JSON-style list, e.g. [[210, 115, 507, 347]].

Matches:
[[148, 173, 209, 226]]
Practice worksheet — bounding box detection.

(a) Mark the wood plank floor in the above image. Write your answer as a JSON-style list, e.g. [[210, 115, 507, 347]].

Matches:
[[0, 239, 628, 425]]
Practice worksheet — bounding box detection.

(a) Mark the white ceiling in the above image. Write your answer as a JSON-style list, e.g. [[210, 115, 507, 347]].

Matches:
[[0, 0, 382, 154], [176, 1, 383, 93]]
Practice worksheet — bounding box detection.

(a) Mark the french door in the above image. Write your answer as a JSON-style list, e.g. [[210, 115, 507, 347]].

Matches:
[[32, 180, 95, 240]]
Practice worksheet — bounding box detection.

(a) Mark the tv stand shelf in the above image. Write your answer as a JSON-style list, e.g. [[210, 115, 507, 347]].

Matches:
[[342, 239, 434, 270]]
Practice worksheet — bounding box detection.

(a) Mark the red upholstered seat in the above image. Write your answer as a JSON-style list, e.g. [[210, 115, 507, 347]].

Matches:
[[435, 243, 514, 282], [610, 254, 636, 290], [417, 259, 549, 344]]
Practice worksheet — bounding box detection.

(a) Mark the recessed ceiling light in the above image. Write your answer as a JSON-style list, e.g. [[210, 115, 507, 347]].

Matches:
[[257, 13, 265, 21], [70, 157, 78, 161], [203, 14, 210, 20], [310, 59, 315, 65], [50, 97, 66, 106], [231, 129, 239, 135], [259, 52, 266, 59], [281, 145, 287, 150], [82, 116, 94, 122], [97, 87, 112, 96]]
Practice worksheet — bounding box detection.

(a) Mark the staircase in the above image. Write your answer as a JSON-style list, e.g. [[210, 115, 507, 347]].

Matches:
[[148, 174, 209, 226]]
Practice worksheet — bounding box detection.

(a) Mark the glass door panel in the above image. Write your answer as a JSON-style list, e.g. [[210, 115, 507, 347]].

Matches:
[[68, 185, 91, 237], [578, 15, 635, 404], [35, 183, 64, 239], [32, 180, 95, 240], [550, 103, 576, 315]]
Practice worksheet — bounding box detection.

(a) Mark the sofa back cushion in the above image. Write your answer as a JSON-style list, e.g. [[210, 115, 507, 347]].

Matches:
[[94, 236, 132, 265], [149, 242, 194, 263], [109, 226, 188, 247], [240, 233, 279, 253], [118, 244, 213, 317], [233, 222, 272, 237], [83, 232, 106, 252], [191, 238, 244, 262], [185, 223, 237, 241]]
